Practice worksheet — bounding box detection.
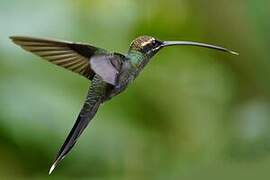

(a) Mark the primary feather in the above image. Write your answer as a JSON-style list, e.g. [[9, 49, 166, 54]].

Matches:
[[10, 36, 107, 79]]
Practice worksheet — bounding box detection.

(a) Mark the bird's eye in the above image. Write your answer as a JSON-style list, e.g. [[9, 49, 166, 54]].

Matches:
[[152, 40, 159, 47]]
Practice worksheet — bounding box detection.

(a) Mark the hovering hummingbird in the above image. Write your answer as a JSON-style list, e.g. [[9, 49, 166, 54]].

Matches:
[[10, 35, 238, 174]]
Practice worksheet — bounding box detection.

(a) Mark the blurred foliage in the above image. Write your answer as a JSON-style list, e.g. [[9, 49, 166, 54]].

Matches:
[[0, 0, 270, 179]]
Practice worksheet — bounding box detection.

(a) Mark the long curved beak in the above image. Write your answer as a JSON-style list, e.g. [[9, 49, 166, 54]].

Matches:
[[162, 41, 238, 55]]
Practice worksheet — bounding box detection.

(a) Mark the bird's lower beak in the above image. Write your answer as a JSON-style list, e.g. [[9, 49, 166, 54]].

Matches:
[[161, 41, 238, 55]]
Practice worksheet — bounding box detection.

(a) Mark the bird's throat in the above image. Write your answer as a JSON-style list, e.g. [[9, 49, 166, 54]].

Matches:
[[127, 50, 148, 68]]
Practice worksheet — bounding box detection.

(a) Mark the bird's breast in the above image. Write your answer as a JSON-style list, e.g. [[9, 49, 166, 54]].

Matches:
[[105, 66, 137, 101]]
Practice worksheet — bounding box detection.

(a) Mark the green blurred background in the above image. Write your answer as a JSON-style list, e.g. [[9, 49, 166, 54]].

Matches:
[[0, 0, 270, 179]]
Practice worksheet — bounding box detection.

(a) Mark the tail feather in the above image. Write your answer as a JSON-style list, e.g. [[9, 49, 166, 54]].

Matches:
[[49, 75, 107, 174], [49, 100, 101, 174]]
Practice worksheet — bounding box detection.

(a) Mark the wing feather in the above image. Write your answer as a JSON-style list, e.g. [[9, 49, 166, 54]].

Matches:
[[90, 54, 122, 85], [10, 36, 107, 79]]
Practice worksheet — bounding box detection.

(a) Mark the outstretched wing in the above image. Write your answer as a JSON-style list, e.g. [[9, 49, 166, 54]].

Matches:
[[10, 36, 108, 79]]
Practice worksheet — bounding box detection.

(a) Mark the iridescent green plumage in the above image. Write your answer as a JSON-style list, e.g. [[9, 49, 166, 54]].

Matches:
[[10, 35, 237, 174]]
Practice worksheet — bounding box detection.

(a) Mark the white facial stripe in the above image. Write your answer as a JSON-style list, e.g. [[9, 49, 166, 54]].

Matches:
[[141, 38, 155, 47]]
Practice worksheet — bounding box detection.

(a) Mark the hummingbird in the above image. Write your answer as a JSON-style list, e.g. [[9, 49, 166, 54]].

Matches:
[[10, 35, 238, 174]]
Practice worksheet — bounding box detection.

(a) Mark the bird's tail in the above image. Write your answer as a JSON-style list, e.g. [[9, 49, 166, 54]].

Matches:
[[49, 76, 108, 174]]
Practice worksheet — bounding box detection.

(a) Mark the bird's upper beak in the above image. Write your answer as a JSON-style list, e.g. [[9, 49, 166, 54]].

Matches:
[[160, 41, 238, 55]]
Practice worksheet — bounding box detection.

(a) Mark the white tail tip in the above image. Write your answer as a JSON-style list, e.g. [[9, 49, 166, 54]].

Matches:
[[229, 50, 239, 56], [49, 162, 57, 175]]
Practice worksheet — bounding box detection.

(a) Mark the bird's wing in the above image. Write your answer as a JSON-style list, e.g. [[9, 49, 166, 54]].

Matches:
[[90, 54, 122, 85], [49, 75, 109, 174], [10, 36, 108, 79]]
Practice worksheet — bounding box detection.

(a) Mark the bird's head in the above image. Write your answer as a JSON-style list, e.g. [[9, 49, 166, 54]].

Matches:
[[129, 35, 238, 58], [129, 36, 163, 57]]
